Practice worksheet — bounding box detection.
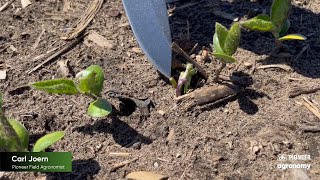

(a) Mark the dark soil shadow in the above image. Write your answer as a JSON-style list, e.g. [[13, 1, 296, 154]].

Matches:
[[170, 0, 320, 78], [47, 159, 100, 180], [73, 115, 152, 148]]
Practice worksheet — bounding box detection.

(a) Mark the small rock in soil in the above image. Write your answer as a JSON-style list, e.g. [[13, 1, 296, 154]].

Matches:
[[132, 142, 141, 150]]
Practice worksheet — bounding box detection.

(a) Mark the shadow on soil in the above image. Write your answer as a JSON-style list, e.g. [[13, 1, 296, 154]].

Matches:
[[199, 72, 269, 114], [48, 159, 100, 180], [171, 0, 320, 78], [74, 114, 152, 148]]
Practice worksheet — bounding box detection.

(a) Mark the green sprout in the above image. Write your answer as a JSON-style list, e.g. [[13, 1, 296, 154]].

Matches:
[[29, 65, 112, 118], [0, 92, 64, 152], [212, 22, 241, 80], [175, 63, 197, 97], [241, 0, 306, 47]]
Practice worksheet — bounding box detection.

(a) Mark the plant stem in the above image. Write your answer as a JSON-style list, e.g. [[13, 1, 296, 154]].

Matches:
[[275, 39, 282, 49], [214, 62, 226, 83]]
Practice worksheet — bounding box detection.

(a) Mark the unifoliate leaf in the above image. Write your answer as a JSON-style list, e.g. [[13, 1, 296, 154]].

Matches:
[[30, 79, 78, 95], [87, 98, 112, 118], [278, 34, 307, 41], [213, 33, 225, 54], [213, 53, 236, 63], [279, 19, 291, 37], [0, 113, 22, 152], [8, 119, 29, 150], [224, 22, 241, 56], [32, 131, 65, 152], [77, 71, 96, 93], [76, 65, 104, 96], [241, 15, 274, 32], [271, 0, 291, 31], [215, 22, 229, 48]]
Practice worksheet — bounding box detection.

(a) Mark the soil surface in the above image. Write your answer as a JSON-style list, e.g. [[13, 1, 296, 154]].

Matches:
[[1, 0, 320, 179]]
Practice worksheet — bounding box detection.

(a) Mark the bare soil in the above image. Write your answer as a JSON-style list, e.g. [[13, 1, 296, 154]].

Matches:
[[1, 0, 320, 179]]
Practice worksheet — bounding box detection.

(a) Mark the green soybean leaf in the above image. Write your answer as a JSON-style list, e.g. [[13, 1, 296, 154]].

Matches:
[[278, 34, 307, 41], [32, 131, 65, 152], [224, 22, 241, 56], [0, 113, 21, 152], [241, 15, 274, 32], [76, 65, 104, 96], [271, 0, 291, 31], [87, 98, 112, 118], [213, 33, 225, 54], [8, 119, 29, 150], [30, 79, 78, 95], [213, 53, 236, 63], [279, 19, 291, 37], [215, 22, 229, 48]]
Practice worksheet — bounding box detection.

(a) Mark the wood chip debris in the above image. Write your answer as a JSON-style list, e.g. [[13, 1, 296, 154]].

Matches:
[[28, 33, 86, 74], [109, 157, 138, 172], [0, 0, 15, 12], [296, 97, 320, 119], [21, 0, 31, 8], [63, 0, 71, 12], [126, 171, 169, 180], [257, 64, 292, 72], [84, 31, 114, 49], [61, 0, 103, 40], [289, 86, 320, 98], [31, 26, 45, 50], [108, 152, 131, 157], [0, 70, 6, 80]]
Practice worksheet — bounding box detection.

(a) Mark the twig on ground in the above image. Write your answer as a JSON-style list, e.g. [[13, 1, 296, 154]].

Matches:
[[188, 43, 198, 55], [61, 0, 103, 40], [298, 123, 320, 132], [294, 44, 309, 62], [108, 152, 131, 157], [289, 86, 320, 98], [295, 97, 320, 119], [0, 0, 15, 12], [27, 33, 86, 74], [172, 42, 208, 79], [257, 64, 292, 72], [109, 157, 138, 172], [31, 26, 45, 50], [176, 84, 240, 110]]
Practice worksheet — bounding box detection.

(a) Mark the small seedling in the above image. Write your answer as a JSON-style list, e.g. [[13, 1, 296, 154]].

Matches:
[[174, 63, 197, 97], [241, 0, 306, 47], [29, 65, 112, 118], [212, 22, 241, 80], [0, 92, 64, 152]]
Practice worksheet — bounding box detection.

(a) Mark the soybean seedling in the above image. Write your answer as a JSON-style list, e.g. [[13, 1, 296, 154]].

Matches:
[[241, 0, 306, 47], [212, 22, 241, 81], [29, 65, 112, 118], [172, 63, 197, 97], [0, 92, 64, 152]]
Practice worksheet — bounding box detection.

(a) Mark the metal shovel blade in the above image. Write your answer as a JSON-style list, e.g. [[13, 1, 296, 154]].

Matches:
[[122, 0, 172, 78]]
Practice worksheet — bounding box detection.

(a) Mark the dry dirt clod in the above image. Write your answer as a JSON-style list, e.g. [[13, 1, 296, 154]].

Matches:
[[157, 110, 166, 116], [84, 31, 114, 49], [57, 60, 70, 78], [108, 9, 121, 17], [126, 171, 169, 180], [0, 70, 7, 80], [21, 0, 31, 8]]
